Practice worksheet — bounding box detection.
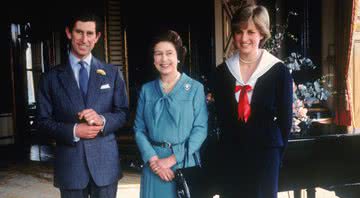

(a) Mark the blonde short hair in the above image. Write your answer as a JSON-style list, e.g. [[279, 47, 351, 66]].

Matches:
[[231, 5, 271, 47]]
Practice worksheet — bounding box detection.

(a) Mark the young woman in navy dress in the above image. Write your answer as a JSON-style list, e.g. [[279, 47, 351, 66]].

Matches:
[[213, 5, 293, 198]]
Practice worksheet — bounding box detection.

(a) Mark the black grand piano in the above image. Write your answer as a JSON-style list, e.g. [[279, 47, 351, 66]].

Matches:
[[279, 133, 360, 198]]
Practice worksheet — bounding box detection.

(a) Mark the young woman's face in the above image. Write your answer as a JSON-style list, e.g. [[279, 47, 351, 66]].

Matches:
[[233, 19, 264, 56], [153, 41, 179, 76]]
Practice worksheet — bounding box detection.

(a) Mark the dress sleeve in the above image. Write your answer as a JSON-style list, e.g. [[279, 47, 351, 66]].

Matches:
[[277, 64, 293, 158], [172, 83, 208, 164], [133, 86, 157, 163]]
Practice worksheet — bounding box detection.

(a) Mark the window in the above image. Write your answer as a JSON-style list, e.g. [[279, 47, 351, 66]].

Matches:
[[26, 41, 44, 106]]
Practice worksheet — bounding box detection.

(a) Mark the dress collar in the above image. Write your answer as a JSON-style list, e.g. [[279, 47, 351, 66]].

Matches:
[[156, 73, 191, 97], [225, 49, 282, 87]]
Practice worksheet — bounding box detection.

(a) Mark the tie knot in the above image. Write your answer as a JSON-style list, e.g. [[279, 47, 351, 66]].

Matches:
[[78, 61, 86, 68], [235, 85, 252, 93]]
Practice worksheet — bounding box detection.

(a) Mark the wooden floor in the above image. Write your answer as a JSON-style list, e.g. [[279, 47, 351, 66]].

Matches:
[[0, 160, 340, 198], [0, 144, 347, 198], [0, 161, 140, 198], [278, 189, 338, 198]]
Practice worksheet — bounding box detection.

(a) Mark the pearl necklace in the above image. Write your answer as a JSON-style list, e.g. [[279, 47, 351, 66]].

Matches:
[[160, 72, 181, 91], [239, 51, 261, 64]]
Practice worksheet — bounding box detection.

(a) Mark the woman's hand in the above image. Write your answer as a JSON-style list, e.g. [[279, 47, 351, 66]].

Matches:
[[156, 168, 175, 182], [149, 155, 177, 181], [150, 155, 176, 170], [149, 155, 159, 164], [149, 156, 160, 173]]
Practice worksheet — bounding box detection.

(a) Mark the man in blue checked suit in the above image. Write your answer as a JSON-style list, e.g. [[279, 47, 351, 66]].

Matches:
[[36, 11, 129, 198]]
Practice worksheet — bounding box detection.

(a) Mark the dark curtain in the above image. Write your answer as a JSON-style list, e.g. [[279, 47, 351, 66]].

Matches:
[[334, 0, 357, 127]]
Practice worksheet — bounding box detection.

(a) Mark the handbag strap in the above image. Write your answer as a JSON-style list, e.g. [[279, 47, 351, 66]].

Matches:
[[181, 140, 201, 169]]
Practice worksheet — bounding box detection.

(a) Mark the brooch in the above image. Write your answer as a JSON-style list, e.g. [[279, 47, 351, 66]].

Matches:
[[96, 69, 106, 76], [184, 83, 191, 91]]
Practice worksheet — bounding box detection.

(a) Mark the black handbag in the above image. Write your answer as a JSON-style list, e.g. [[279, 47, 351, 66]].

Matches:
[[174, 141, 202, 198]]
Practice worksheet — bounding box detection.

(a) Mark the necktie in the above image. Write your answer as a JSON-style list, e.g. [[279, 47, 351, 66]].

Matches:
[[78, 61, 89, 101], [235, 85, 252, 122]]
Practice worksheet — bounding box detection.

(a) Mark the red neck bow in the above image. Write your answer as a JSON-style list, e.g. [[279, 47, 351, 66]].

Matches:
[[235, 85, 252, 122]]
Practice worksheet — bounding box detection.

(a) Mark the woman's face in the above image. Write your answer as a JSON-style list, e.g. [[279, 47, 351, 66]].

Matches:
[[233, 19, 264, 56], [153, 41, 179, 76]]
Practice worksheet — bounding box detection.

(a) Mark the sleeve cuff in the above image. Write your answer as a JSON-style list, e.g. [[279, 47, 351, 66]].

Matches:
[[73, 124, 80, 142], [100, 115, 106, 132], [143, 153, 157, 164]]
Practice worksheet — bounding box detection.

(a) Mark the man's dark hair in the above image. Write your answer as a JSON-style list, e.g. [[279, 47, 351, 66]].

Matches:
[[66, 10, 103, 33]]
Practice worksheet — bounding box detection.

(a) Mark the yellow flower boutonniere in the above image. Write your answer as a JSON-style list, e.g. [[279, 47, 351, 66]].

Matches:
[[96, 69, 106, 76]]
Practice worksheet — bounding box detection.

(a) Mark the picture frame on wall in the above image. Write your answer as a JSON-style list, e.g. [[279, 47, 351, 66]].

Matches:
[[222, 1, 235, 59], [222, 4, 231, 50]]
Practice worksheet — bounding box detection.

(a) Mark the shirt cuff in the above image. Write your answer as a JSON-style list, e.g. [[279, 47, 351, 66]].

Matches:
[[100, 115, 106, 132], [73, 124, 80, 142]]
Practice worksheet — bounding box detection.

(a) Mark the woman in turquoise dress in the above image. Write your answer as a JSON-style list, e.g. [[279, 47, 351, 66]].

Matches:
[[133, 30, 208, 198]]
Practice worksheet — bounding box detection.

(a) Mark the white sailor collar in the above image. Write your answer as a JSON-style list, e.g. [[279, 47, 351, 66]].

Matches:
[[225, 49, 282, 87]]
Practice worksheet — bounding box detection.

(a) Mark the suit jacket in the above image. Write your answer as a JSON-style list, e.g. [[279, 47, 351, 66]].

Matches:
[[36, 56, 129, 189], [214, 61, 293, 154]]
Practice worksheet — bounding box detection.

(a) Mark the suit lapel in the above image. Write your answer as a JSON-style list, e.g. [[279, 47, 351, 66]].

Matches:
[[58, 63, 85, 110], [86, 58, 105, 107]]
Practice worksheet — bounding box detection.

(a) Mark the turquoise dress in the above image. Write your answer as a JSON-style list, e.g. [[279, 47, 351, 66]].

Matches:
[[133, 73, 208, 198]]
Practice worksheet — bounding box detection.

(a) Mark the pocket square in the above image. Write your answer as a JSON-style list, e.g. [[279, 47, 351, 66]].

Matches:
[[100, 84, 111, 89]]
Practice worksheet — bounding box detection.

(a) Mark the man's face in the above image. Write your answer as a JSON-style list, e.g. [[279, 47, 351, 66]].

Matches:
[[65, 21, 100, 59]]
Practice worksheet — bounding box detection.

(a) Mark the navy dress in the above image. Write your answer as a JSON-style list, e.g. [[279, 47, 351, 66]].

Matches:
[[213, 50, 293, 198], [134, 73, 208, 198]]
